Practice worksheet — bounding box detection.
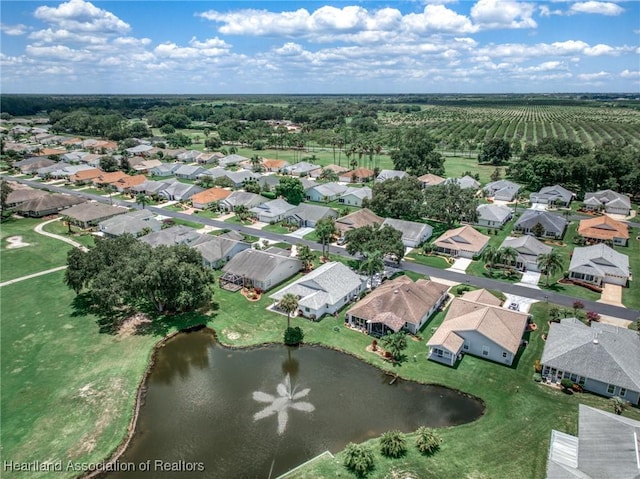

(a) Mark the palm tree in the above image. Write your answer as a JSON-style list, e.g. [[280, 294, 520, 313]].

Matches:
[[136, 193, 149, 209], [537, 249, 564, 286], [279, 293, 299, 330], [296, 244, 315, 272], [499, 246, 519, 270], [315, 216, 337, 259], [250, 155, 262, 172], [359, 250, 384, 289], [481, 245, 499, 275], [379, 430, 407, 458]]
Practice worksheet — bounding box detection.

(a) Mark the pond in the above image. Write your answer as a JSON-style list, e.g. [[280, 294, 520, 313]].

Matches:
[[108, 329, 483, 479]]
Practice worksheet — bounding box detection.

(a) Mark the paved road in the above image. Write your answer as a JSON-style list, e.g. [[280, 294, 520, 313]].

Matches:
[[5, 176, 639, 321], [34, 218, 89, 252], [0, 266, 68, 288]]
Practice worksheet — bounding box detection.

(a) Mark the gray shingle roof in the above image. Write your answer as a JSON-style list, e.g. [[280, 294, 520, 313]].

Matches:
[[541, 318, 640, 392], [340, 186, 372, 201], [381, 218, 432, 244], [375, 169, 407, 182], [477, 204, 512, 223], [191, 236, 249, 264], [99, 209, 161, 236], [250, 198, 295, 217], [307, 182, 348, 197], [222, 248, 301, 283], [500, 235, 551, 257], [139, 225, 202, 247], [223, 191, 267, 208], [531, 184, 575, 203], [286, 203, 337, 223], [569, 243, 630, 278], [584, 190, 631, 209], [514, 209, 567, 234]]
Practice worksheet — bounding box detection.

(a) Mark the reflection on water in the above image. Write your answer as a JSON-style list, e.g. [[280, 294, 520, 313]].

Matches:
[[108, 330, 483, 479]]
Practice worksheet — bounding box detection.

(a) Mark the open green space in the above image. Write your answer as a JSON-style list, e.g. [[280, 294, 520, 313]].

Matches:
[[404, 252, 451, 269], [621, 227, 640, 310], [41, 218, 96, 249], [262, 223, 290, 234]]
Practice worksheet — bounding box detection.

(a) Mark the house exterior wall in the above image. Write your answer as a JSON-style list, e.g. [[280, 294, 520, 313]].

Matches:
[[458, 330, 518, 366], [606, 204, 631, 215], [477, 217, 507, 228], [404, 293, 446, 334], [252, 263, 300, 292], [300, 283, 365, 320], [569, 270, 627, 286], [338, 194, 364, 207], [427, 347, 457, 366]]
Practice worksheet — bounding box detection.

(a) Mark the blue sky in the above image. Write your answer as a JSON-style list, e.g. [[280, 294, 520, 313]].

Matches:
[[1, 0, 638, 94]]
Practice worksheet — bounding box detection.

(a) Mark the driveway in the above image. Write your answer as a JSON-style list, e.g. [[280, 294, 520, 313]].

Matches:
[[515, 271, 541, 289], [598, 283, 624, 307], [446, 258, 472, 273], [502, 294, 538, 313], [286, 227, 315, 239]]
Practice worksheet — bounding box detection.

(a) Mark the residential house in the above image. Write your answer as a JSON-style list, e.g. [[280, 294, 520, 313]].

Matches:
[[335, 208, 383, 236], [158, 182, 203, 202], [432, 225, 490, 258], [131, 179, 178, 197], [541, 318, 639, 405], [583, 190, 632, 216], [196, 152, 224, 165], [176, 150, 200, 163], [131, 159, 163, 174], [427, 289, 528, 367], [282, 161, 322, 177], [418, 173, 445, 188], [219, 191, 268, 212], [174, 164, 206, 180], [305, 182, 348, 202], [190, 188, 232, 210], [112, 175, 147, 193], [218, 154, 249, 168], [16, 194, 85, 217], [284, 203, 338, 228], [269, 261, 366, 320], [568, 244, 629, 287], [499, 235, 552, 272], [126, 144, 153, 156], [93, 171, 128, 188], [139, 225, 202, 247], [546, 404, 640, 479], [14, 157, 56, 174], [300, 178, 318, 190], [150, 162, 183, 177], [261, 159, 289, 172], [483, 180, 521, 202], [224, 170, 257, 188], [250, 198, 296, 223], [346, 275, 449, 335], [513, 210, 568, 239], [530, 185, 575, 207], [98, 209, 161, 238], [70, 168, 102, 185], [338, 167, 375, 183], [42, 163, 95, 179], [312, 164, 349, 179], [61, 202, 127, 228], [578, 215, 629, 246], [255, 174, 281, 191], [381, 218, 432, 248], [446, 175, 481, 190], [220, 248, 302, 291], [375, 169, 407, 182], [338, 187, 372, 207], [476, 204, 513, 228], [191, 235, 251, 269], [60, 151, 91, 164], [5, 186, 48, 208]]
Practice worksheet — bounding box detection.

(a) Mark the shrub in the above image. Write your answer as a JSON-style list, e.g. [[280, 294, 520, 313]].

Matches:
[[343, 443, 375, 477], [560, 378, 574, 390], [415, 427, 442, 455], [533, 373, 542, 382], [379, 430, 406, 458], [534, 359, 542, 373], [283, 326, 304, 346]]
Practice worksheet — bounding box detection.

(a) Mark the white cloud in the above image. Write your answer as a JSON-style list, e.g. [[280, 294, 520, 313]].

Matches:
[[29, 28, 107, 45], [578, 71, 610, 81], [112, 37, 152, 47], [620, 69, 640, 79], [25, 44, 92, 62], [154, 37, 231, 59], [403, 5, 477, 33], [538, 6, 563, 17], [470, 0, 537, 29], [1, 23, 28, 36], [34, 0, 130, 34], [569, 2, 624, 16]]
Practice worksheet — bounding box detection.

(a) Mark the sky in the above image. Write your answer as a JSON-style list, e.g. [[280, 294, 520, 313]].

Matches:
[[0, 0, 638, 94]]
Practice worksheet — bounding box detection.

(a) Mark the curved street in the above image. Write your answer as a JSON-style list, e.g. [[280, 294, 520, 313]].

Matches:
[[6, 176, 639, 321]]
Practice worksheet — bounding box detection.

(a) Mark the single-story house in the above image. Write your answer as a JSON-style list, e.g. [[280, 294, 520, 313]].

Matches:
[[158, 182, 203, 202], [311, 164, 349, 179], [93, 171, 128, 187], [499, 235, 552, 272], [375, 169, 407, 183], [284, 203, 338, 228], [446, 175, 480, 190], [541, 318, 639, 405], [126, 144, 153, 156], [427, 289, 528, 367], [61, 202, 127, 228], [261, 159, 289, 172], [196, 152, 224, 165], [191, 235, 251, 269], [219, 154, 249, 168], [513, 210, 568, 239], [176, 150, 201, 162], [112, 175, 147, 193], [546, 404, 640, 479], [381, 218, 432, 248], [224, 170, 257, 188], [131, 159, 163, 174], [568, 244, 629, 287], [338, 167, 375, 183], [300, 178, 318, 190], [219, 191, 268, 212], [418, 173, 445, 188], [61, 151, 90, 163], [131, 179, 178, 197], [346, 275, 449, 336], [16, 193, 85, 217], [196, 167, 227, 180], [69, 168, 103, 184], [432, 225, 490, 258], [220, 248, 302, 291], [14, 157, 56, 174], [530, 185, 575, 207], [44, 163, 95, 179], [577, 215, 629, 246], [139, 225, 203, 247], [483, 180, 521, 202], [282, 161, 322, 177], [269, 261, 366, 320], [250, 198, 296, 223], [5, 186, 48, 208], [338, 187, 372, 207], [305, 182, 348, 202], [98, 209, 161, 238], [150, 162, 183, 177], [476, 204, 513, 228], [190, 188, 232, 210], [583, 190, 632, 216], [174, 164, 207, 180], [255, 174, 281, 190], [335, 208, 383, 236]]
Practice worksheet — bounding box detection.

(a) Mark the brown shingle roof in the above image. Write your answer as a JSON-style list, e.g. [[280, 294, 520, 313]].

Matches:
[[461, 288, 503, 306], [70, 168, 102, 182], [433, 225, 489, 254], [335, 208, 383, 234], [93, 171, 128, 185], [191, 188, 232, 205], [114, 175, 147, 189], [418, 173, 445, 186], [578, 215, 629, 241], [262, 159, 288, 169]]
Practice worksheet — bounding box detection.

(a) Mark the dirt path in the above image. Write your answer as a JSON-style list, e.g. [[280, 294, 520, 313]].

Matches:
[[34, 218, 89, 252], [0, 266, 68, 287]]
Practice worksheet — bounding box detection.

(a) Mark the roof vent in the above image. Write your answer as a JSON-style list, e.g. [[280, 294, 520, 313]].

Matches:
[[593, 339, 599, 345], [394, 289, 399, 294]]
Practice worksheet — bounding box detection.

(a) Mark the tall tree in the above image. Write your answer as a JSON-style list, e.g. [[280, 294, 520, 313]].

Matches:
[[359, 250, 384, 288], [390, 128, 444, 176], [315, 216, 337, 259], [481, 245, 499, 275], [537, 249, 564, 286], [368, 176, 424, 221], [275, 176, 305, 205], [296, 244, 315, 272], [345, 224, 405, 264], [279, 293, 299, 330], [423, 183, 478, 228], [381, 331, 408, 362], [498, 246, 519, 270], [0, 180, 13, 218], [136, 193, 149, 209], [478, 139, 511, 165]]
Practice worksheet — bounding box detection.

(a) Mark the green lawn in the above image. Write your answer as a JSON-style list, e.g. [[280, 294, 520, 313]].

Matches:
[[41, 219, 96, 249], [262, 223, 291, 234], [442, 156, 497, 184], [621, 232, 640, 309], [1, 217, 72, 282], [404, 252, 451, 269]]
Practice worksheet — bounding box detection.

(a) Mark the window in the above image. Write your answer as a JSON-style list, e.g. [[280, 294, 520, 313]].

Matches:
[[463, 343, 469, 350], [482, 346, 490, 356], [502, 352, 508, 358], [570, 373, 578, 382], [620, 388, 626, 397], [607, 384, 615, 394], [578, 377, 585, 386]]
